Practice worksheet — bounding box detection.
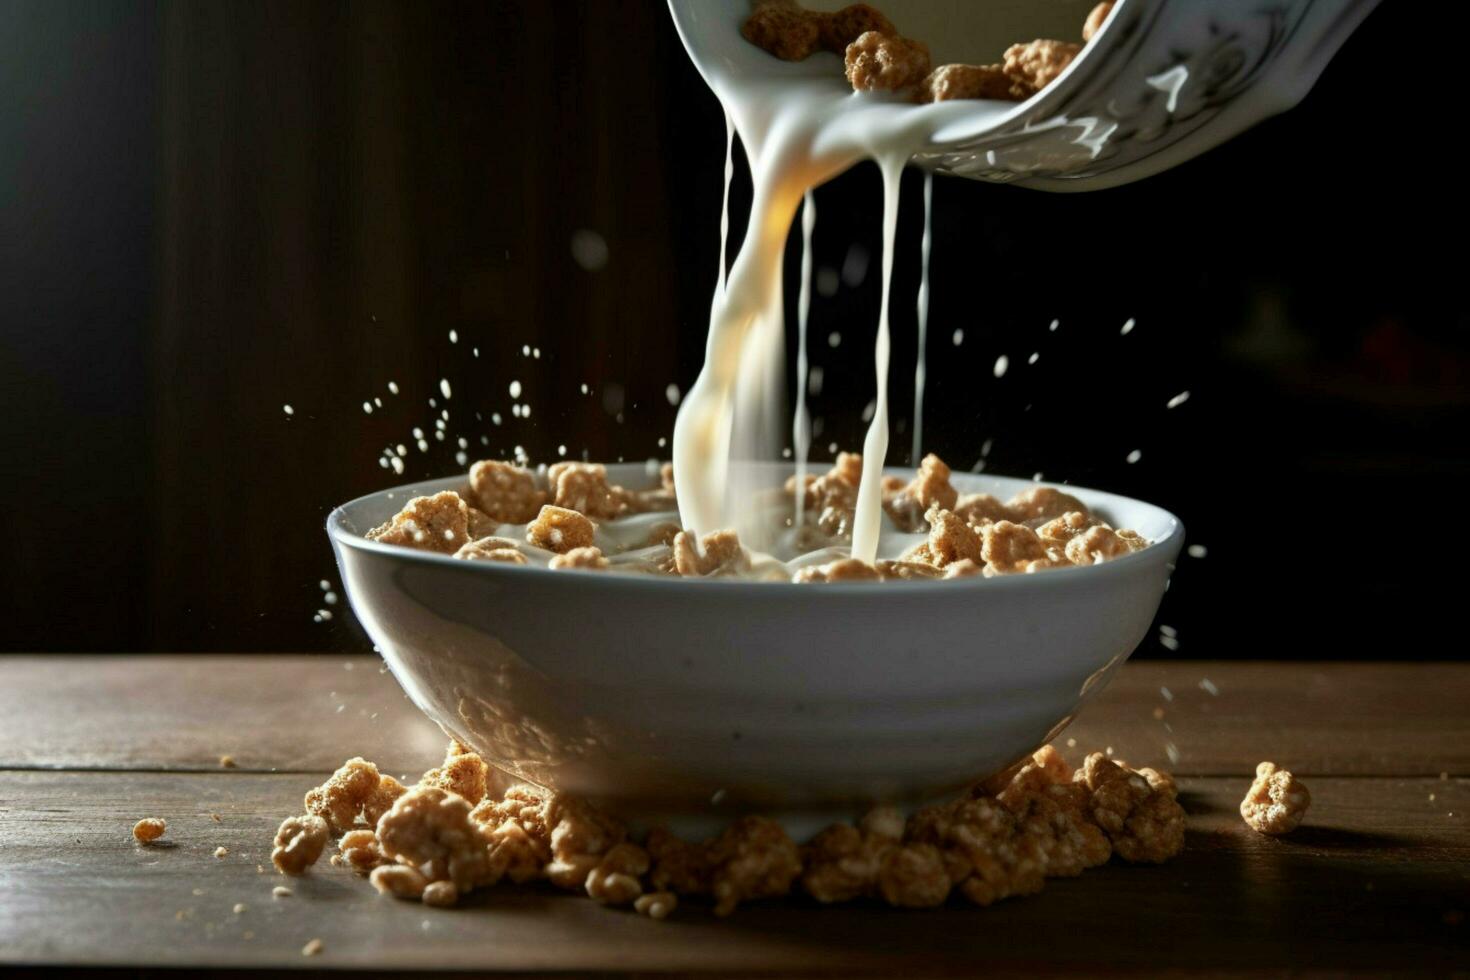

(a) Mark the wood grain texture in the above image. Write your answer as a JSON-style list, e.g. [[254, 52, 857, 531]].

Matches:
[[1, 656, 1466, 777], [1, 770, 1465, 974]]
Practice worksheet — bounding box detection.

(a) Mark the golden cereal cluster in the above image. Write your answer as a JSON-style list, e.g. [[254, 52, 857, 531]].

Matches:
[[268, 740, 1186, 918], [739, 0, 1114, 104]]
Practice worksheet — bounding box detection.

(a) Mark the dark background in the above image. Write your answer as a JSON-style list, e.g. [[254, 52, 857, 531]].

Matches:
[[2, 1, 1464, 657]]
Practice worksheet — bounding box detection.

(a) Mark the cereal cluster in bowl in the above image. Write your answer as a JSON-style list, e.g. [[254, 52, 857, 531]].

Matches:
[[740, 0, 1114, 103], [360, 453, 1150, 582], [270, 740, 1185, 917]]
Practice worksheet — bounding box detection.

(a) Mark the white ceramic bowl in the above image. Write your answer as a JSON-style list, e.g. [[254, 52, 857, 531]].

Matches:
[[329, 464, 1182, 825]]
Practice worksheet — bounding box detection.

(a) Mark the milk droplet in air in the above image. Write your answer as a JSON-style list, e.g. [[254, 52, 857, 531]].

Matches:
[[282, 405, 294, 416], [1120, 318, 1136, 335], [1126, 449, 1142, 464], [952, 329, 963, 346], [570, 229, 609, 271], [439, 379, 452, 399], [509, 380, 522, 399], [993, 355, 1009, 378], [1187, 544, 1208, 558], [1167, 390, 1191, 409], [666, 384, 681, 406], [448, 330, 458, 343], [387, 381, 399, 395]]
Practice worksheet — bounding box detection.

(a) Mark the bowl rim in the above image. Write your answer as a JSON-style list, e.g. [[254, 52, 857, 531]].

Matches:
[[327, 466, 1185, 597]]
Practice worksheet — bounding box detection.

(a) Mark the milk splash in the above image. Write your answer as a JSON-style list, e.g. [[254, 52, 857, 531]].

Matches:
[[670, 12, 1013, 553]]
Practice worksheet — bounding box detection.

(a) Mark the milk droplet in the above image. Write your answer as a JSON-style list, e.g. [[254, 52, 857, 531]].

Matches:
[[952, 329, 964, 346], [1120, 318, 1136, 335], [1027, 352, 1039, 365], [1126, 449, 1142, 464], [362, 402, 373, 414], [570, 229, 609, 271], [827, 331, 841, 348], [282, 404, 294, 416], [509, 380, 522, 398], [666, 384, 681, 406], [993, 355, 1009, 378], [1167, 390, 1191, 409], [439, 379, 452, 399], [448, 330, 458, 343], [1188, 544, 1208, 558], [387, 382, 399, 395]]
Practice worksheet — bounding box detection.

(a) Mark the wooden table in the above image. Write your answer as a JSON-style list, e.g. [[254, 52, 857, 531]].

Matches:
[[2, 656, 1466, 976]]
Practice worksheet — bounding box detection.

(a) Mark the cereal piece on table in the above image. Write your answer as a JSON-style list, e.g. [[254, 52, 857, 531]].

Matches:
[[526, 505, 596, 554], [548, 794, 627, 873], [376, 787, 500, 892], [1083, 1, 1114, 42], [548, 462, 624, 520], [884, 454, 958, 531], [363, 774, 408, 827], [706, 816, 802, 916], [1240, 761, 1311, 836], [801, 823, 889, 904], [467, 460, 545, 524], [305, 757, 390, 832], [877, 558, 942, 580], [549, 546, 609, 571], [366, 491, 471, 554], [1065, 525, 1134, 566], [646, 826, 712, 896], [585, 843, 650, 905], [272, 815, 329, 875], [422, 880, 459, 908], [943, 558, 983, 579], [818, 3, 896, 53], [792, 558, 881, 583], [132, 818, 166, 843], [634, 890, 678, 920], [845, 31, 931, 95], [1007, 485, 1088, 523], [219, 755, 236, 769], [741, 3, 820, 61], [878, 842, 952, 908], [672, 529, 751, 577], [419, 744, 491, 806], [1007, 785, 1111, 877], [453, 537, 528, 564], [487, 819, 548, 884], [369, 863, 428, 900], [906, 796, 1044, 906], [339, 829, 383, 872], [980, 521, 1050, 574], [301, 938, 323, 957], [921, 63, 1024, 103], [925, 507, 981, 567], [214, 846, 229, 858], [1003, 39, 1082, 93], [1075, 752, 1186, 863], [860, 805, 906, 841]]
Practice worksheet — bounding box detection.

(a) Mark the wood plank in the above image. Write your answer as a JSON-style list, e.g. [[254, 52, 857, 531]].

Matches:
[[0, 770, 1464, 974], [1, 656, 1466, 778]]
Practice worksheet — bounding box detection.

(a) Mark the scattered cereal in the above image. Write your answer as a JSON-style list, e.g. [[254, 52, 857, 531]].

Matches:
[[132, 818, 166, 844], [1240, 762, 1311, 836], [301, 938, 323, 957]]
